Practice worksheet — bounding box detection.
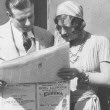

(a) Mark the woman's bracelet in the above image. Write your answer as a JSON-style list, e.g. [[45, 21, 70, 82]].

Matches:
[[81, 70, 89, 83]]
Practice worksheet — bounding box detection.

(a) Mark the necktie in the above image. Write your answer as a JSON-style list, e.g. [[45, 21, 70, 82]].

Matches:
[[23, 32, 32, 51]]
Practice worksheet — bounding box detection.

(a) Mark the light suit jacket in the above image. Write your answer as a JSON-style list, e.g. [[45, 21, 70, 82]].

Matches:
[[0, 20, 54, 63]]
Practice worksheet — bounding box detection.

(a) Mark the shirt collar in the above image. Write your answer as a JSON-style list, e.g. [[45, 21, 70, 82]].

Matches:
[[27, 31, 34, 38]]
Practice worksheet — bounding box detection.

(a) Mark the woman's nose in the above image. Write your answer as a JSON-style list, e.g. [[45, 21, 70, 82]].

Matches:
[[61, 27, 66, 35]]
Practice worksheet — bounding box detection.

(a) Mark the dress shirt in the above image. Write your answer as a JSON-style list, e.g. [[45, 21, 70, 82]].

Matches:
[[11, 24, 35, 56]]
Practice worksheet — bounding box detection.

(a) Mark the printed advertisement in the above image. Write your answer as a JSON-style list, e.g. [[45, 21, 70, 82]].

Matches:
[[37, 81, 70, 110]]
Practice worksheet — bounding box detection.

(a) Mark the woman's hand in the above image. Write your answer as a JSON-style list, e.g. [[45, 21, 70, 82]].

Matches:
[[0, 80, 7, 88], [57, 67, 82, 80]]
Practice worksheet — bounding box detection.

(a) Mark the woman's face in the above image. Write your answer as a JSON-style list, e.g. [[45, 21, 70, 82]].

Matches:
[[56, 15, 79, 42]]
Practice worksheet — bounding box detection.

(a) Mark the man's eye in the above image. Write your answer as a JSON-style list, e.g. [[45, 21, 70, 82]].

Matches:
[[18, 19, 25, 22]]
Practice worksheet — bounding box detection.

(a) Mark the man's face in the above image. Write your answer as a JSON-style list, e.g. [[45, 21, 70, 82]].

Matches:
[[10, 4, 34, 32], [56, 15, 79, 42]]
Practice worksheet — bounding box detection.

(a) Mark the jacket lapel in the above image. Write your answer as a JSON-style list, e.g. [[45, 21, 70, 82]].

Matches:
[[0, 21, 19, 61]]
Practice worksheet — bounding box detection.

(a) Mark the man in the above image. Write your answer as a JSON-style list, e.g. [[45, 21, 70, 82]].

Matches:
[[54, 1, 110, 110], [0, 0, 54, 87]]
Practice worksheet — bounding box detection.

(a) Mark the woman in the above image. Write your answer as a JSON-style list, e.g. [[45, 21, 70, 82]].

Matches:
[[54, 1, 110, 110]]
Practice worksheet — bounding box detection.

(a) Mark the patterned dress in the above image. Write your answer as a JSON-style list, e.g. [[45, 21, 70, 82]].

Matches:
[[54, 30, 110, 109]]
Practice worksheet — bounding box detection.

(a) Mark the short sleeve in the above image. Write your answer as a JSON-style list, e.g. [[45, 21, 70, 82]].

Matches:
[[98, 36, 110, 62]]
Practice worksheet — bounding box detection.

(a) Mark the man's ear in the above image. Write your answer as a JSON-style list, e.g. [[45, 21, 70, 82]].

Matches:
[[6, 11, 12, 17]]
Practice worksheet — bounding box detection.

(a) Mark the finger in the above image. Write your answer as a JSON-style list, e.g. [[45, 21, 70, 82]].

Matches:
[[58, 68, 72, 72], [61, 76, 75, 80], [59, 76, 71, 81], [0, 80, 7, 88], [57, 71, 76, 77], [58, 74, 76, 80]]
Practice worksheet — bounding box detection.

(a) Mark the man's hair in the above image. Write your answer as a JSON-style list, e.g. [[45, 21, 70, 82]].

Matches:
[[5, 0, 34, 15]]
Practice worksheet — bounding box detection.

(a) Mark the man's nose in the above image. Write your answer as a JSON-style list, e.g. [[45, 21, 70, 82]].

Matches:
[[61, 27, 66, 35], [25, 19, 31, 26]]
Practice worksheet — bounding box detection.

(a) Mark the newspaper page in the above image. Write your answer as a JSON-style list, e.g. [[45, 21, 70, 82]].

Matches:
[[0, 43, 70, 84], [0, 81, 70, 110], [0, 84, 36, 110], [37, 81, 70, 110]]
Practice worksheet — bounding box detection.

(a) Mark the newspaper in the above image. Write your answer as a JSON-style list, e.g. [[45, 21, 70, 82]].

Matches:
[[0, 43, 70, 84]]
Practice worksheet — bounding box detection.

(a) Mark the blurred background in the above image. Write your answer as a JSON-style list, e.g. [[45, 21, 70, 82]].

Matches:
[[0, 0, 110, 39]]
